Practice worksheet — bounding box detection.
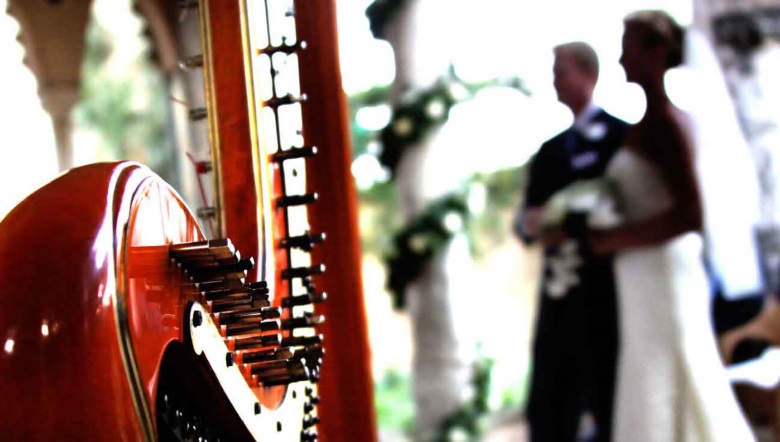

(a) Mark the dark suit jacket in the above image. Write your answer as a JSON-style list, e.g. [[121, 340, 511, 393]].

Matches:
[[520, 109, 627, 246]]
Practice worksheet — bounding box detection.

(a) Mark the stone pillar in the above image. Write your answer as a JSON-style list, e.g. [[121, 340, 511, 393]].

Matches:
[[383, 0, 476, 438], [39, 84, 80, 172]]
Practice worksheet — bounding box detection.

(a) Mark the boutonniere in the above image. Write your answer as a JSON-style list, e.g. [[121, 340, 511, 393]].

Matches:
[[582, 121, 607, 141]]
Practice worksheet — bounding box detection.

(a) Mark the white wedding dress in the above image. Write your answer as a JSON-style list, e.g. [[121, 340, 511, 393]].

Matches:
[[607, 149, 755, 441]]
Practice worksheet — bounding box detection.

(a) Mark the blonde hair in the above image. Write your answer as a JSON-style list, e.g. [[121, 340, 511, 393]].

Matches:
[[624, 10, 685, 68], [554, 41, 600, 78]]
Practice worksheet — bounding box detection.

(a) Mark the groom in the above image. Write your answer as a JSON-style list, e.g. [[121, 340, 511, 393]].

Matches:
[[515, 41, 626, 442]]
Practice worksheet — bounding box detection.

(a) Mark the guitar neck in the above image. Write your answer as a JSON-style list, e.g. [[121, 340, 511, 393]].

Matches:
[[198, 1, 378, 439], [199, 0, 262, 281]]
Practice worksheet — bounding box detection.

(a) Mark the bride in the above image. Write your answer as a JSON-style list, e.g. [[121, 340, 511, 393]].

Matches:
[[587, 10, 755, 441]]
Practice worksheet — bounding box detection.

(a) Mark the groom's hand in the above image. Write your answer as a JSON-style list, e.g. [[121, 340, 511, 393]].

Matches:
[[519, 207, 542, 240]]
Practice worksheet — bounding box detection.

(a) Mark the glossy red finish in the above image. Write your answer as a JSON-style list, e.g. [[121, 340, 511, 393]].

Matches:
[[120, 166, 205, 419], [0, 162, 150, 439], [0, 161, 210, 439], [295, 1, 378, 440]]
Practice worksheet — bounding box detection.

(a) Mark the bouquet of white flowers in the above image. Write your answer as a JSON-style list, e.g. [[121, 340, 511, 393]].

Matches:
[[541, 178, 623, 232], [539, 178, 623, 299]]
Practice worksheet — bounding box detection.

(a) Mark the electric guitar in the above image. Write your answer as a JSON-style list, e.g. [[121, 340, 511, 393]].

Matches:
[[0, 0, 375, 440]]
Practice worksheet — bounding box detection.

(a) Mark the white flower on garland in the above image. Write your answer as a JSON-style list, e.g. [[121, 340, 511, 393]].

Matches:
[[442, 211, 464, 233], [448, 82, 470, 102], [448, 427, 470, 442], [392, 116, 414, 137], [466, 182, 487, 214], [425, 98, 447, 120], [408, 233, 429, 253]]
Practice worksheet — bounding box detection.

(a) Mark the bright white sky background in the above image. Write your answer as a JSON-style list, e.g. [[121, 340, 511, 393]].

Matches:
[[337, 0, 694, 188], [0, 0, 694, 218]]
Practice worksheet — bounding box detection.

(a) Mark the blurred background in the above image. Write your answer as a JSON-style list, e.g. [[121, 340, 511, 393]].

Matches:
[[0, 0, 776, 439]]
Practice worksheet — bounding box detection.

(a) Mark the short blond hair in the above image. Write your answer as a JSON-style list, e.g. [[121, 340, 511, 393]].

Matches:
[[554, 41, 600, 79]]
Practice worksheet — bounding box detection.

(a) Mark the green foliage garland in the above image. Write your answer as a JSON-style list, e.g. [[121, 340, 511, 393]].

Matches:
[[378, 78, 465, 178], [375, 74, 528, 180], [383, 192, 470, 310], [375, 75, 528, 309], [365, 0, 409, 40], [434, 356, 495, 442]]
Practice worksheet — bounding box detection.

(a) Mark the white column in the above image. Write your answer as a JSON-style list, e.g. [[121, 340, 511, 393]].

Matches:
[[39, 84, 80, 172], [383, 0, 476, 438]]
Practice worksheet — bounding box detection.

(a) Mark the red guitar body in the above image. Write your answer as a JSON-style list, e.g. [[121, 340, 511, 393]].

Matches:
[[0, 162, 258, 439], [0, 163, 173, 437]]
